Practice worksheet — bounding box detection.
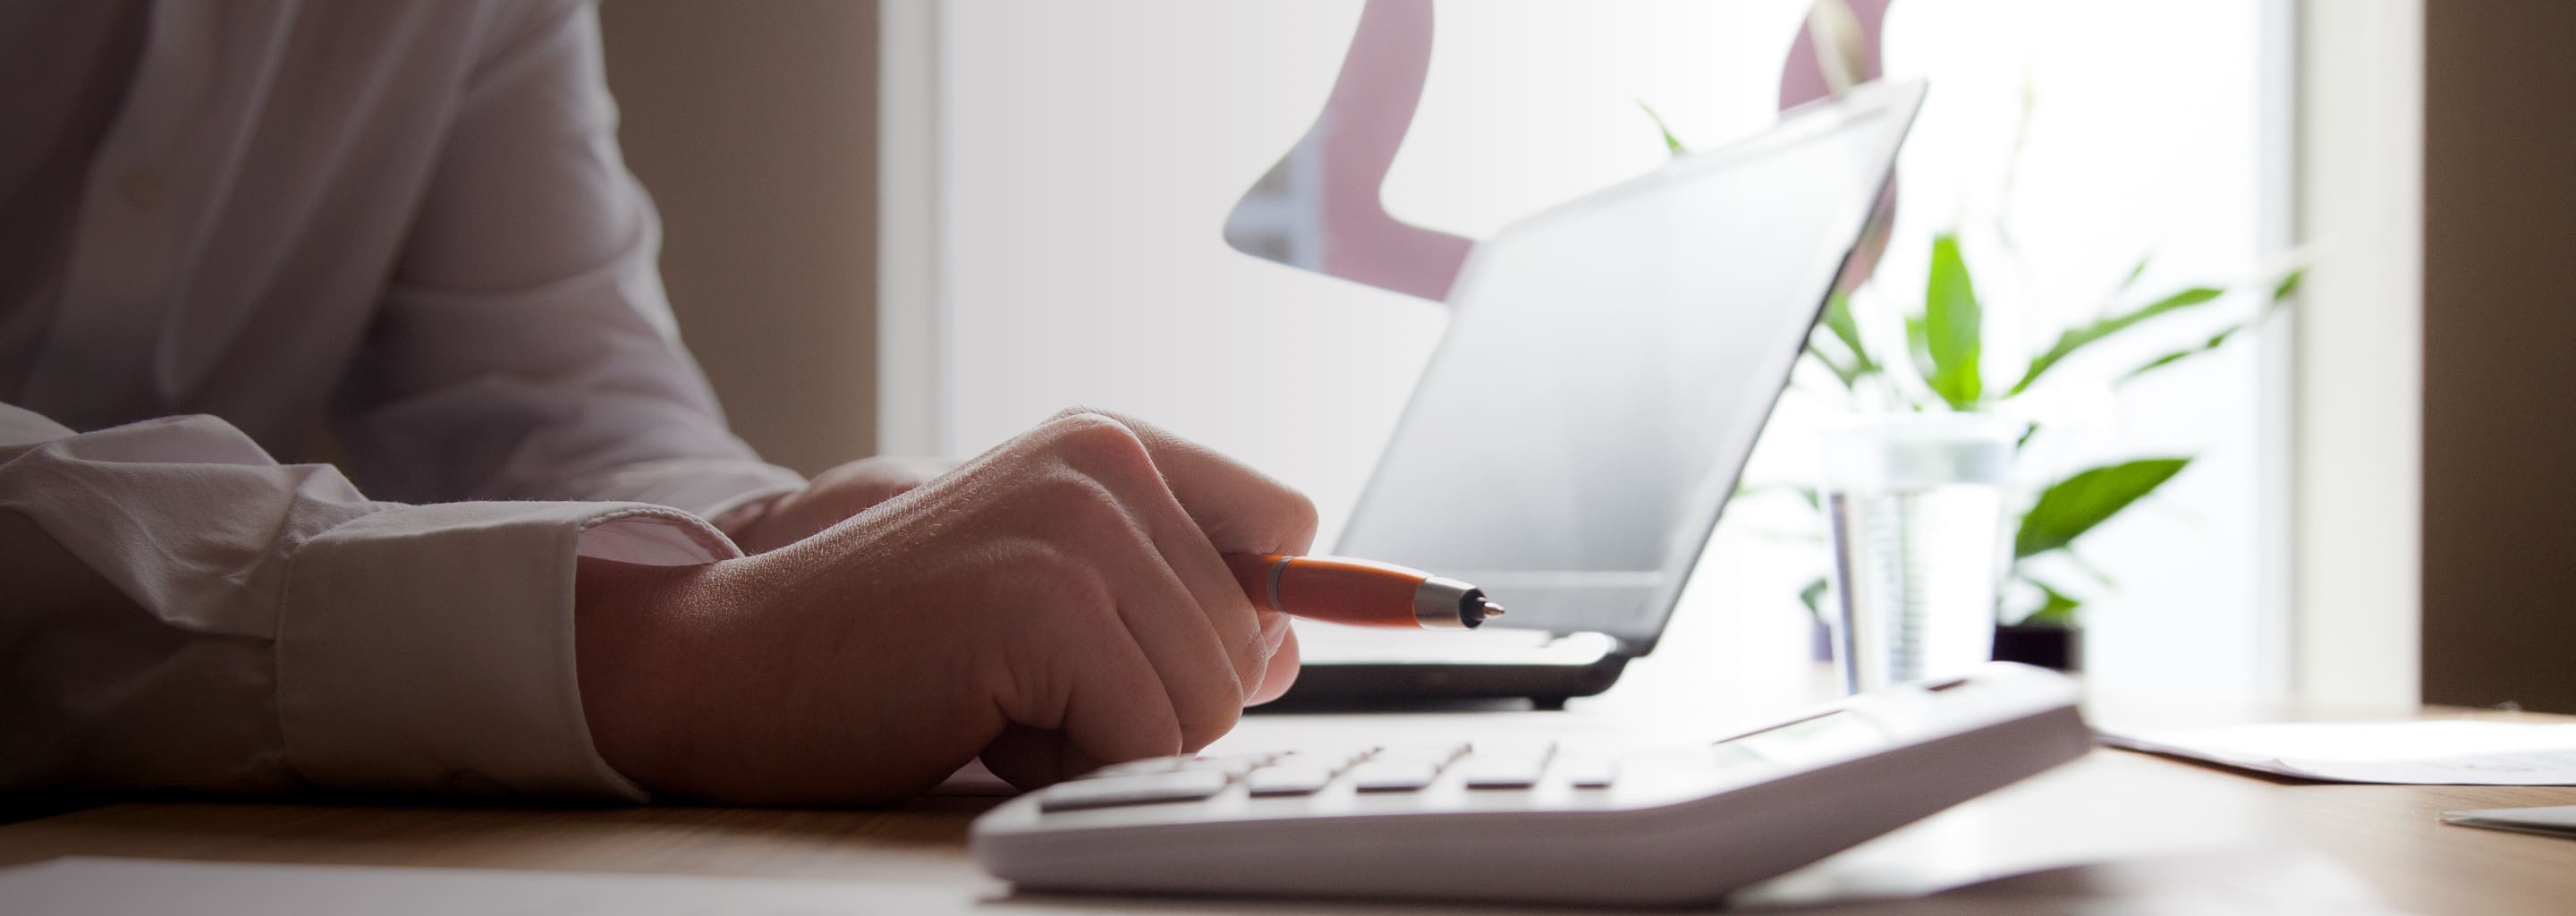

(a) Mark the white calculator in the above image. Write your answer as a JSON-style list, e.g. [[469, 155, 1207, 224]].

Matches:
[[971, 662, 2092, 906]]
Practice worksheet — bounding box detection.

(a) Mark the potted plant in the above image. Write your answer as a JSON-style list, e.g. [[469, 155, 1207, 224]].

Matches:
[[1790, 239, 2299, 669], [1646, 90, 2300, 672]]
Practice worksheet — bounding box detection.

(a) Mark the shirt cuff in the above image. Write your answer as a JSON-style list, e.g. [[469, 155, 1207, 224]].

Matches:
[[582, 457, 807, 522], [275, 501, 735, 800]]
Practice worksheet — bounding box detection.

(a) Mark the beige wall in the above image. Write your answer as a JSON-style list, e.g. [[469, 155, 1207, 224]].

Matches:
[[598, 1, 879, 476], [2420, 1, 2576, 712]]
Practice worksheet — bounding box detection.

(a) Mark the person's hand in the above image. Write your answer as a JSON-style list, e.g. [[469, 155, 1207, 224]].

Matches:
[[573, 410, 1314, 805], [719, 455, 956, 554]]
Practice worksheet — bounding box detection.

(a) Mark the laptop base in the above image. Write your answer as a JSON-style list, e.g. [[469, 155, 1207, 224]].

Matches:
[[1252, 656, 1629, 712]]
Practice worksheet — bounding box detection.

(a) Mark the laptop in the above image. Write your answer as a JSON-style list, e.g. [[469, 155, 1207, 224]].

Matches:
[[1268, 80, 1927, 708]]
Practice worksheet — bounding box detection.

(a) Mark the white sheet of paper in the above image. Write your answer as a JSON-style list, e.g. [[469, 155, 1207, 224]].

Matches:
[[2100, 721, 2576, 785]]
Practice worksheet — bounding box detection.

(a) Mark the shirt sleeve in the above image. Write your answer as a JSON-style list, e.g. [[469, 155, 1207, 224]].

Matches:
[[0, 403, 729, 799], [331, 0, 804, 518]]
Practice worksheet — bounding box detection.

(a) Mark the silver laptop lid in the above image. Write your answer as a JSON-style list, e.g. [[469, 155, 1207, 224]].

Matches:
[[1333, 80, 1925, 653]]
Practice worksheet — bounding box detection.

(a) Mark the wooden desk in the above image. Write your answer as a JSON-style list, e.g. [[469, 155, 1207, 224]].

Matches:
[[5, 698, 2574, 912]]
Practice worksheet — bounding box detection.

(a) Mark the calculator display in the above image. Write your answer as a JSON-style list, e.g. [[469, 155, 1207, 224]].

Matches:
[[1716, 711, 1889, 768]]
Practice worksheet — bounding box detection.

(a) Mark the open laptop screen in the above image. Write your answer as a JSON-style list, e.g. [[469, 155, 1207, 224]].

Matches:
[[1334, 81, 1922, 651]]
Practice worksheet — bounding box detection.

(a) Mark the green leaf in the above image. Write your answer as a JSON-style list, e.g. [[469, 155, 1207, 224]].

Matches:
[[1732, 484, 1827, 513], [2116, 255, 2152, 292], [2009, 285, 2227, 395], [1923, 234, 1985, 409], [1636, 98, 1687, 156], [2013, 458, 2191, 558], [2023, 580, 2083, 625], [2064, 549, 2118, 589], [1799, 577, 1832, 625], [1802, 344, 1862, 389], [2120, 327, 2240, 384], [2118, 269, 2302, 385], [1903, 311, 1934, 386], [1820, 290, 1877, 377], [2271, 267, 2304, 301]]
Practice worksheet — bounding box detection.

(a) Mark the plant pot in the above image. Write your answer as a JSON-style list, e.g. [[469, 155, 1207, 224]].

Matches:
[[1991, 622, 2081, 673]]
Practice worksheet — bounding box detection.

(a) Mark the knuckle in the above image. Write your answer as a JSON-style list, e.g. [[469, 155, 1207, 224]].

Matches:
[[1042, 407, 1131, 442], [1024, 469, 1142, 541], [1043, 413, 1159, 490]]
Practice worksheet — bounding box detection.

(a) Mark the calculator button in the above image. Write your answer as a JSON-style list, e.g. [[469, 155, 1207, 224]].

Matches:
[[1347, 761, 1440, 792], [1084, 758, 1185, 779], [1561, 759, 1617, 789], [1174, 754, 1272, 777], [1245, 766, 1335, 796], [1459, 756, 1548, 789], [1472, 741, 1558, 760], [1271, 750, 1367, 774], [1038, 770, 1230, 812], [1369, 743, 1469, 768]]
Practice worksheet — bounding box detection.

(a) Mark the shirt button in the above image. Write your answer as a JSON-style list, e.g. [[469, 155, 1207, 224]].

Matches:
[[119, 170, 166, 209]]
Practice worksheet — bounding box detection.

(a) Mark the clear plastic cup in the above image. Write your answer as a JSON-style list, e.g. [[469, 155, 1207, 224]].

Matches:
[[1819, 413, 2022, 694]]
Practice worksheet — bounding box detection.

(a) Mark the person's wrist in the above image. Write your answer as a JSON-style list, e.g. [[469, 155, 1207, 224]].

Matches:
[[572, 554, 741, 796], [710, 492, 792, 550]]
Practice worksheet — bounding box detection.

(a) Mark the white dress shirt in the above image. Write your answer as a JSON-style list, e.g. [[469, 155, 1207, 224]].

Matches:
[[1, 0, 807, 800]]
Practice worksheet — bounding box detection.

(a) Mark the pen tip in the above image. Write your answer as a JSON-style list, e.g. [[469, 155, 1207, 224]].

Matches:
[[1481, 600, 1506, 618]]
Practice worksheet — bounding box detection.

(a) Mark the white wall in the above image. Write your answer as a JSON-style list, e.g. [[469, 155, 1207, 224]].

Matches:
[[2292, 0, 2420, 710], [937, 1, 1439, 538]]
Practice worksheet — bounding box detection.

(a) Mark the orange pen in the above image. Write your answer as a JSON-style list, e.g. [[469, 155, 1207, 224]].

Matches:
[[1223, 554, 1506, 630]]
